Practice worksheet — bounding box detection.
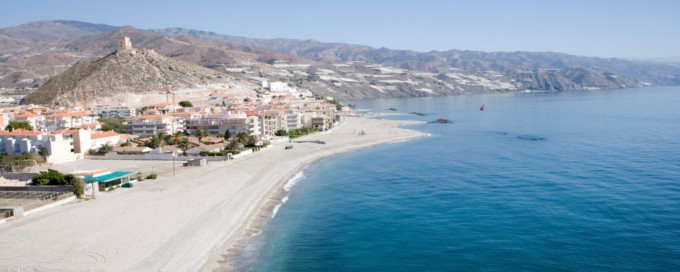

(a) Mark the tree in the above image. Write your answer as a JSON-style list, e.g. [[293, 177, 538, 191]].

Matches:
[[38, 146, 49, 159], [63, 174, 85, 198], [245, 135, 258, 147], [98, 144, 113, 153], [229, 141, 244, 152], [275, 129, 288, 136], [5, 121, 33, 131], [147, 136, 162, 149], [99, 116, 125, 133], [224, 129, 231, 140], [196, 128, 208, 142], [235, 132, 249, 145], [178, 100, 193, 108], [171, 131, 183, 145], [177, 137, 190, 152]]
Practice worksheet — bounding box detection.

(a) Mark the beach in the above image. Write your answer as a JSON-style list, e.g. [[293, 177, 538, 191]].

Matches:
[[0, 116, 426, 271]]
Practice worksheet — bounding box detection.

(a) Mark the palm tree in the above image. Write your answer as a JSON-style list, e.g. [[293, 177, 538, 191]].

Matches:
[[229, 141, 244, 152], [171, 131, 183, 145], [157, 132, 168, 145], [196, 128, 208, 143], [177, 137, 190, 152], [235, 132, 249, 145]]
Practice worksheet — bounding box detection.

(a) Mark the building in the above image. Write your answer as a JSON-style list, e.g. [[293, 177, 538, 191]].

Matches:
[[44, 111, 97, 132], [0, 131, 45, 155], [12, 113, 46, 131], [285, 112, 303, 130], [123, 115, 183, 137], [116, 36, 132, 52], [96, 106, 136, 118], [184, 113, 258, 136], [0, 130, 78, 163], [89, 131, 121, 151]]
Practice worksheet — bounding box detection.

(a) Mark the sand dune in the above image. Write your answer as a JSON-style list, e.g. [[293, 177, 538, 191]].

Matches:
[[0, 116, 426, 271]]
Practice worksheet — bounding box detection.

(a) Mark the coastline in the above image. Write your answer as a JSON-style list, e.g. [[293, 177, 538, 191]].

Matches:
[[0, 116, 427, 271], [208, 117, 428, 271]]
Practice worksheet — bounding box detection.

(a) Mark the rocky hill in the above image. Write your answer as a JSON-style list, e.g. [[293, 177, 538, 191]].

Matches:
[[22, 47, 244, 107]]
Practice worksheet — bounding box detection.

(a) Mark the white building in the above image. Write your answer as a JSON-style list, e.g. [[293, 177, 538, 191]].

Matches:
[[123, 115, 183, 137], [44, 111, 97, 132], [96, 106, 136, 118], [184, 113, 259, 136], [12, 113, 46, 131], [89, 131, 121, 151], [0, 130, 78, 163]]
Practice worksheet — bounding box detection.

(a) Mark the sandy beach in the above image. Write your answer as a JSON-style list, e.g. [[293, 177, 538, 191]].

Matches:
[[0, 116, 426, 271]]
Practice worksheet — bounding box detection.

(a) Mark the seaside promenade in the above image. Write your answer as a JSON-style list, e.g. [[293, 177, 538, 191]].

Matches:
[[0, 116, 426, 271]]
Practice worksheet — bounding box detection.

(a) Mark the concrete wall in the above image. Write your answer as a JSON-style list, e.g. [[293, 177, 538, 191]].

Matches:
[[0, 173, 35, 181], [87, 153, 227, 162]]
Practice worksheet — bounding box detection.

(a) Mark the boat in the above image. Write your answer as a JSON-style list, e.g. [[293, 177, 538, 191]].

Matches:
[[480, 104, 486, 111]]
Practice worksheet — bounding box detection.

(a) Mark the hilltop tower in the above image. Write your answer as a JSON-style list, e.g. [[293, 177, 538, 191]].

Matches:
[[116, 36, 132, 52]]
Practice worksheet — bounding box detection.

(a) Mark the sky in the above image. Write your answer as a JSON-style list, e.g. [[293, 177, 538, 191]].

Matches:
[[1, 0, 679, 59]]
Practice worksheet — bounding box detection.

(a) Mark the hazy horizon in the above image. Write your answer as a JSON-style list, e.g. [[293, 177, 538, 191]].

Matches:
[[1, 0, 679, 59]]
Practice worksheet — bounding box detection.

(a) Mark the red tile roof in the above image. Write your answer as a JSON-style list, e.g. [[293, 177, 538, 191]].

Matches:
[[90, 131, 119, 139], [134, 115, 169, 119], [0, 131, 42, 137], [46, 111, 88, 118]]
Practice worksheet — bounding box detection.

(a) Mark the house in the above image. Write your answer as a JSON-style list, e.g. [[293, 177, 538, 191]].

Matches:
[[89, 131, 121, 151], [112, 146, 152, 154], [149, 146, 183, 156], [185, 144, 226, 156]]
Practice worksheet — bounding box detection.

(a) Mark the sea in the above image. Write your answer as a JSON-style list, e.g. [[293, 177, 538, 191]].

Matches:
[[232, 86, 680, 271]]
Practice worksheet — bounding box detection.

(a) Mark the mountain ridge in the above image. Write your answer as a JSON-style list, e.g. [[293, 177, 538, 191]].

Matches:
[[2, 20, 679, 104]]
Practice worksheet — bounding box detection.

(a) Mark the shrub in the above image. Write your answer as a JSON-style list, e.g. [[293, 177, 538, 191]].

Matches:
[[146, 173, 158, 179], [5, 121, 33, 131], [32, 170, 85, 198], [73, 179, 85, 198], [179, 100, 193, 108]]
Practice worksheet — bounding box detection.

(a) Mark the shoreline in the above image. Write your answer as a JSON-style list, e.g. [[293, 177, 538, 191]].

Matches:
[[0, 116, 428, 271], [208, 120, 428, 271]]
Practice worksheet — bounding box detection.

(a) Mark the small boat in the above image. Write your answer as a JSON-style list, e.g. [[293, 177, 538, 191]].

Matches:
[[480, 104, 486, 111]]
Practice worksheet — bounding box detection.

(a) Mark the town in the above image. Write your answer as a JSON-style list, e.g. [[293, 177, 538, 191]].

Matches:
[[0, 37, 349, 221]]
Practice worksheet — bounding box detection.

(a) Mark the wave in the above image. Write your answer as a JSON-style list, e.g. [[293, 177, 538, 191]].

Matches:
[[271, 195, 289, 219], [271, 169, 307, 219], [284, 168, 306, 192]]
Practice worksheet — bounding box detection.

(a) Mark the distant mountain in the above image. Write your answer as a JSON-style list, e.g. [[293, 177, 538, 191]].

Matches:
[[154, 28, 680, 90], [0, 20, 116, 49], [2, 20, 680, 104]]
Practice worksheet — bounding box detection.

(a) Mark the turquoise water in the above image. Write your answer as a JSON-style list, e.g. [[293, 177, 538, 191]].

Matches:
[[234, 87, 680, 271]]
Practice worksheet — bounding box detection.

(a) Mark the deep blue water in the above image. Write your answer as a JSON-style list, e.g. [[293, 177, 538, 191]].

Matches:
[[234, 87, 680, 271]]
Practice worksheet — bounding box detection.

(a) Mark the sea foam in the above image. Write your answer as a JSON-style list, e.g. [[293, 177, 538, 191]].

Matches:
[[272, 169, 306, 219]]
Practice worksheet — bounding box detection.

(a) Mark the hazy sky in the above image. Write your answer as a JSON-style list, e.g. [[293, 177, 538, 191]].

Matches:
[[1, 0, 679, 58]]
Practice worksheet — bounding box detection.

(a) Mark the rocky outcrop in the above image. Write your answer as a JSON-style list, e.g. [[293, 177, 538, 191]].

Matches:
[[22, 48, 231, 106]]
